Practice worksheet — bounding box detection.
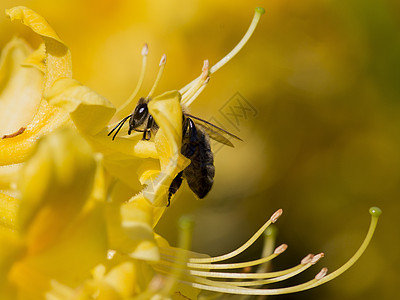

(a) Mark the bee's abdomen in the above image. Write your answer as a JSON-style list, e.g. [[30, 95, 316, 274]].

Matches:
[[181, 130, 215, 199]]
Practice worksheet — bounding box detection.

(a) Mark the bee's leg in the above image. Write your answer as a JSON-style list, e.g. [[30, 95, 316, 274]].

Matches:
[[143, 115, 155, 140], [167, 171, 183, 206]]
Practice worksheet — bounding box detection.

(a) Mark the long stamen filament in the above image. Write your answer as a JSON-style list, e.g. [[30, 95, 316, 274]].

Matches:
[[209, 7, 265, 75], [160, 244, 286, 270], [225, 264, 312, 286], [183, 77, 210, 107], [301, 207, 382, 290], [155, 207, 381, 296], [189, 209, 282, 264], [158, 216, 194, 297], [255, 224, 278, 276], [116, 43, 148, 118], [187, 248, 284, 270], [147, 54, 167, 98], [179, 7, 265, 96], [182, 60, 209, 105], [154, 258, 309, 280]]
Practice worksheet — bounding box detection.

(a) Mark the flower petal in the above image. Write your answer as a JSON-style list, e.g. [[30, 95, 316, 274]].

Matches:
[[0, 6, 73, 165], [22, 200, 107, 287], [103, 262, 139, 297], [0, 38, 43, 137], [18, 129, 96, 254], [5, 6, 72, 92], [107, 195, 160, 261], [0, 192, 18, 232], [0, 231, 25, 298], [141, 91, 190, 207], [45, 78, 116, 135], [148, 91, 182, 168], [22, 43, 46, 73]]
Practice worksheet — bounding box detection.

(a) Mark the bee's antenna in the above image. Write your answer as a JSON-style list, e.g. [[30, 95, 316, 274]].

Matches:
[[108, 115, 131, 140]]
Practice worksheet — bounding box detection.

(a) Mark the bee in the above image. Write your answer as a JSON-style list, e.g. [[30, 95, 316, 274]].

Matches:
[[108, 97, 241, 206]]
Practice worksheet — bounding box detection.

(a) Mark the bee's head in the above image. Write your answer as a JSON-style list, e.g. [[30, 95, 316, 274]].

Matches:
[[128, 97, 149, 134]]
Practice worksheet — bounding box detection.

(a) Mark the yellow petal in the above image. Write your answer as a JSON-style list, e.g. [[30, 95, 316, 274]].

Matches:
[[0, 231, 25, 297], [1, 6, 73, 166], [103, 262, 139, 297], [141, 91, 190, 207], [89, 134, 158, 159], [18, 129, 96, 253], [24, 201, 107, 287], [148, 91, 182, 168], [106, 196, 159, 261], [0, 192, 18, 232], [22, 43, 46, 73], [102, 157, 151, 190], [46, 78, 116, 135], [6, 6, 72, 92], [0, 38, 43, 137], [0, 163, 20, 192]]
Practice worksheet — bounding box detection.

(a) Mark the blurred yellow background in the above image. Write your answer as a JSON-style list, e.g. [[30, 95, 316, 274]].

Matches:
[[1, 0, 398, 299]]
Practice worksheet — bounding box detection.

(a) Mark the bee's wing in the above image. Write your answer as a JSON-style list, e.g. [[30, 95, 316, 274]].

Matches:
[[185, 113, 242, 147]]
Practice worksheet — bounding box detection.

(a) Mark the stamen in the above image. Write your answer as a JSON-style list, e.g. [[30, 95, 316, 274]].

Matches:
[[301, 254, 314, 265], [254, 225, 278, 275], [303, 207, 382, 290], [310, 253, 324, 264], [154, 207, 381, 296], [315, 267, 328, 280], [155, 261, 307, 280], [184, 248, 285, 270], [199, 261, 314, 287], [186, 264, 307, 280], [181, 60, 209, 105], [274, 244, 288, 254], [209, 7, 265, 75], [147, 54, 167, 98], [179, 7, 265, 97], [116, 43, 148, 118], [182, 76, 209, 107], [271, 209, 283, 223], [188, 209, 282, 264], [157, 216, 194, 297]]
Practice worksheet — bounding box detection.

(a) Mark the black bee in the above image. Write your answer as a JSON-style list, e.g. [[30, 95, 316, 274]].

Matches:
[[108, 97, 241, 205]]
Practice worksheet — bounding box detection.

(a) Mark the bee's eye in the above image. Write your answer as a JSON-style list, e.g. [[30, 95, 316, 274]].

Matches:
[[134, 103, 148, 119], [139, 107, 145, 114]]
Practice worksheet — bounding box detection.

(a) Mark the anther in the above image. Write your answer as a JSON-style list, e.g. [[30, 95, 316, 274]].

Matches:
[[271, 209, 283, 223], [315, 267, 328, 280], [142, 43, 149, 56], [311, 253, 325, 264], [160, 54, 167, 66], [301, 254, 314, 265], [274, 244, 288, 254]]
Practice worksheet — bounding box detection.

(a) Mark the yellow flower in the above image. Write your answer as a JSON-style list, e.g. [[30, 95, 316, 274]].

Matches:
[[0, 5, 383, 300], [0, 6, 73, 233], [0, 6, 72, 165], [0, 129, 107, 299]]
